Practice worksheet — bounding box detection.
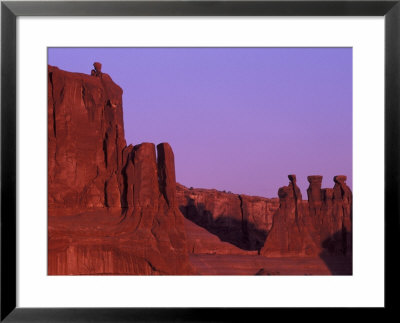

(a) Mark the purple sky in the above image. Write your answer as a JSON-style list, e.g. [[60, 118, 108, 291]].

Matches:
[[48, 48, 352, 198]]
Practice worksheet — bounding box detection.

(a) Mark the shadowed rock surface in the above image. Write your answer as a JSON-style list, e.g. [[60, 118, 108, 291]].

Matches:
[[183, 217, 257, 256], [48, 65, 193, 275], [177, 184, 279, 251]]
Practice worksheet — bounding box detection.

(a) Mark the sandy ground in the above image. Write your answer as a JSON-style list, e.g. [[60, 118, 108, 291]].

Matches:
[[189, 254, 352, 275]]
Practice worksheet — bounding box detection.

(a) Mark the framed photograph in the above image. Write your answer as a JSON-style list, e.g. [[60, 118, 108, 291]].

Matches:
[[1, 0, 398, 320]]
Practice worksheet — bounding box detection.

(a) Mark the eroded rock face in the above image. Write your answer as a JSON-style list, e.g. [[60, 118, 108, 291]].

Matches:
[[261, 175, 317, 257], [307, 175, 323, 218], [261, 175, 352, 257], [177, 184, 279, 251], [48, 65, 193, 275], [157, 143, 177, 207]]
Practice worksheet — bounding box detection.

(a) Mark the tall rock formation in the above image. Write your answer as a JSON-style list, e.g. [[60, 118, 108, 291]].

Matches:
[[48, 64, 193, 275], [307, 175, 323, 219], [331, 175, 353, 254], [305, 175, 352, 255], [260, 175, 317, 256], [261, 174, 352, 257], [48, 65, 126, 208]]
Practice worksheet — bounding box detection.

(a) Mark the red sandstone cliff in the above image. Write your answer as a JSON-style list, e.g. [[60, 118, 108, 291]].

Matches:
[[48, 64, 193, 275]]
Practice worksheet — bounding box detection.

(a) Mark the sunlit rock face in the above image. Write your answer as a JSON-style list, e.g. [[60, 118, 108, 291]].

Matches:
[[48, 64, 193, 275], [48, 65, 126, 208]]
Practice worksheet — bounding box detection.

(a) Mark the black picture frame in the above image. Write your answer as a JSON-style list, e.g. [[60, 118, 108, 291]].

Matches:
[[1, 0, 399, 321]]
